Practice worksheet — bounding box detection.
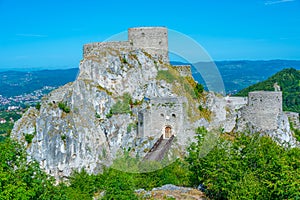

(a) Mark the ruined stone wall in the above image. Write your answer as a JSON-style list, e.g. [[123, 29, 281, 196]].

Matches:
[[225, 96, 248, 109], [83, 27, 169, 63], [172, 65, 192, 77], [285, 111, 300, 129], [128, 27, 168, 63], [239, 91, 282, 130], [138, 98, 184, 139], [83, 41, 133, 58]]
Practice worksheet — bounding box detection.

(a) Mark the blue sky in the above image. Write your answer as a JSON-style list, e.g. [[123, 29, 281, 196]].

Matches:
[[0, 0, 300, 69]]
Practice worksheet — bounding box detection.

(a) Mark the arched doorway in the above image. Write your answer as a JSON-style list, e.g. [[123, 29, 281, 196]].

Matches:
[[164, 126, 172, 138]]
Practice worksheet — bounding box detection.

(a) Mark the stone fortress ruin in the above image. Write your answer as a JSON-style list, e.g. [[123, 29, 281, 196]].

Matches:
[[10, 26, 299, 181], [84, 26, 299, 151], [84, 27, 189, 145], [237, 91, 283, 131]]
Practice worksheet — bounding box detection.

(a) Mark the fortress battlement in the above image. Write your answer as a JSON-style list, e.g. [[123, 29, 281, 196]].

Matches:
[[83, 27, 169, 62]]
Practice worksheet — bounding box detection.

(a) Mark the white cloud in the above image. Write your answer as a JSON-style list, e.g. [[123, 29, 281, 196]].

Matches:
[[16, 33, 48, 37], [265, 0, 295, 5]]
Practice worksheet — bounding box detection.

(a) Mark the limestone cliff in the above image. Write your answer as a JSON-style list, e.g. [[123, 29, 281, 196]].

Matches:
[[11, 48, 208, 180]]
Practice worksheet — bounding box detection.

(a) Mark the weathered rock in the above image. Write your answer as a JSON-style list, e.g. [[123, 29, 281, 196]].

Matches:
[[11, 48, 204, 180], [135, 184, 207, 200]]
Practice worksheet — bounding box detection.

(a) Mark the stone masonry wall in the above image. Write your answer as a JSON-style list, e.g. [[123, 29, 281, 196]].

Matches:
[[239, 91, 282, 131], [128, 27, 168, 63], [83, 41, 133, 58], [138, 98, 184, 139]]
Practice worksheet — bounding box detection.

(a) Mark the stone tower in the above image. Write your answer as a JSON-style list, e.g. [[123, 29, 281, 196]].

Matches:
[[83, 26, 169, 63], [238, 91, 283, 131], [128, 27, 169, 62]]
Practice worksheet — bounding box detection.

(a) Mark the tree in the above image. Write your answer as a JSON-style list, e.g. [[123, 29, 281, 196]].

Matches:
[[0, 138, 62, 199], [186, 128, 300, 199]]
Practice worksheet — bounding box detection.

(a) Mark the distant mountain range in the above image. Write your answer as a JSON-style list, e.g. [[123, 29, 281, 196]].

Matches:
[[172, 60, 300, 94], [1, 60, 300, 98]]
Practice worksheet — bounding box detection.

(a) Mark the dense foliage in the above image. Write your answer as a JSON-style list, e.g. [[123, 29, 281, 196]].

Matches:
[[1, 127, 299, 199], [0, 110, 22, 142], [187, 127, 300, 199], [0, 138, 61, 199], [236, 68, 300, 113], [0, 138, 191, 199]]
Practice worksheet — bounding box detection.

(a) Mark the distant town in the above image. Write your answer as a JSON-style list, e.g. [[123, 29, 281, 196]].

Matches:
[[0, 86, 56, 108]]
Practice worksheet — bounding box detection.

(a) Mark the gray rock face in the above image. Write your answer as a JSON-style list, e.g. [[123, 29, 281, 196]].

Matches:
[[11, 50, 161, 179], [11, 49, 205, 180]]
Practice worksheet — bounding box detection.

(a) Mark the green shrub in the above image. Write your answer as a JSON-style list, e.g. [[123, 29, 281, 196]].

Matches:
[[194, 83, 204, 98], [0, 138, 62, 199], [111, 101, 130, 114], [106, 110, 113, 118], [25, 134, 34, 144], [61, 134, 66, 141], [95, 113, 101, 118], [121, 56, 128, 64], [290, 121, 300, 142], [198, 105, 203, 111], [110, 93, 132, 116], [186, 128, 300, 199], [127, 123, 137, 133], [58, 102, 70, 113], [294, 129, 300, 142], [35, 102, 41, 110]]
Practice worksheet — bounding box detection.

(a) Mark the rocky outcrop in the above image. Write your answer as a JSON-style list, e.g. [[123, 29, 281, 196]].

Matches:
[[135, 184, 207, 200], [11, 48, 209, 180]]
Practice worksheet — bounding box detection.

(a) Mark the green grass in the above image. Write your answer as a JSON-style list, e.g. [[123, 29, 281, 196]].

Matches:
[[156, 70, 176, 83]]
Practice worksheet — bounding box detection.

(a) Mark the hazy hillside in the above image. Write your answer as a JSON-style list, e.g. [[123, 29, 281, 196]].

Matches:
[[215, 60, 300, 94], [236, 68, 300, 113], [172, 60, 300, 94], [0, 68, 78, 97]]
